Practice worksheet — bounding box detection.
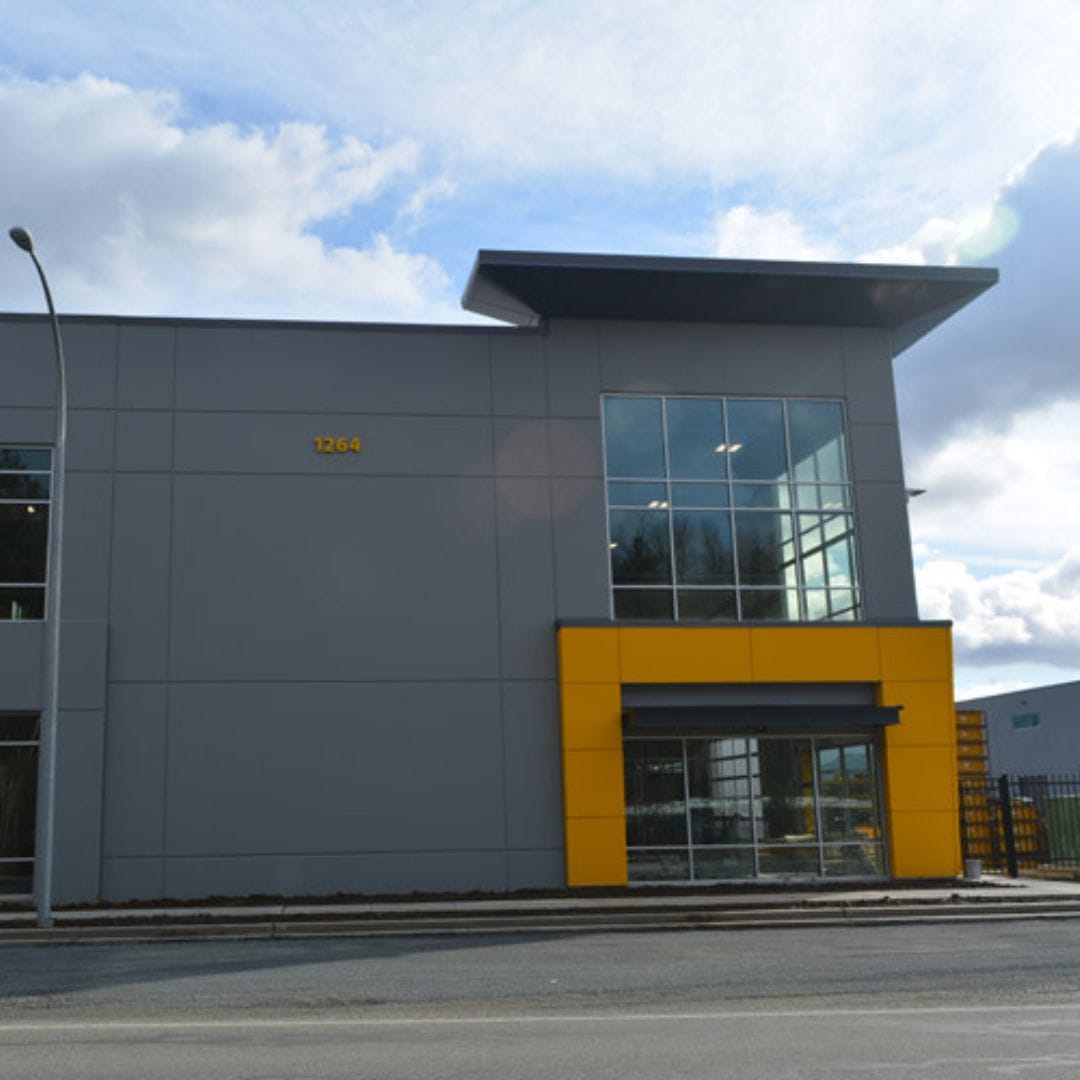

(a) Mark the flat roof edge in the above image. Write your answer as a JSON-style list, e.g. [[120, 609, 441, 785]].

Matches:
[[462, 249, 998, 337], [472, 248, 1000, 286], [0, 311, 537, 334]]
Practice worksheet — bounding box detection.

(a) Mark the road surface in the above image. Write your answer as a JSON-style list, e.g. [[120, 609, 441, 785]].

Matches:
[[3, 919, 1080, 1077]]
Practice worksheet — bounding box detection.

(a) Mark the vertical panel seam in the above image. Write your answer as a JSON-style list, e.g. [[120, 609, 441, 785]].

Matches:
[[487, 333, 510, 891], [96, 321, 123, 894], [161, 325, 179, 897]]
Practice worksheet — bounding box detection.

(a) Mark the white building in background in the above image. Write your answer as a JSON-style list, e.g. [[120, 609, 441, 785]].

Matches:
[[959, 681, 1080, 777]]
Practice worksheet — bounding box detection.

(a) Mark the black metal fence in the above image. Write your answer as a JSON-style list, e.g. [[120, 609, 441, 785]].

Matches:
[[960, 774, 1080, 877]]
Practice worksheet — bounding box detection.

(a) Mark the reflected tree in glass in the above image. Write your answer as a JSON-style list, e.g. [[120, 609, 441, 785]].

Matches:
[[610, 510, 672, 585], [624, 740, 688, 847], [735, 513, 793, 587], [758, 740, 815, 841], [673, 511, 734, 586]]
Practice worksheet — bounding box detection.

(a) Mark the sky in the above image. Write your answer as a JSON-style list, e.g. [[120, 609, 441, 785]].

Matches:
[[1, 0, 1078, 698]]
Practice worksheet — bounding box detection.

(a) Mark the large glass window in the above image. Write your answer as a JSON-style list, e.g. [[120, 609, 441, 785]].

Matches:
[[0, 448, 51, 621], [603, 396, 859, 621], [624, 734, 885, 882], [0, 714, 38, 895]]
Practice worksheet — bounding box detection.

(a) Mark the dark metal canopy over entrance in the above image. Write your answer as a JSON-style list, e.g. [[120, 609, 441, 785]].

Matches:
[[462, 249, 998, 354], [623, 704, 901, 737]]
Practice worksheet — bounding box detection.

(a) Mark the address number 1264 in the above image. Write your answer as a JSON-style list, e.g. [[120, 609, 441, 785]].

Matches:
[[314, 437, 363, 454]]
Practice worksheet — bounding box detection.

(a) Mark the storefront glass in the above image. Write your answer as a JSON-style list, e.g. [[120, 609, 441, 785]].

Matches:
[[624, 734, 885, 881]]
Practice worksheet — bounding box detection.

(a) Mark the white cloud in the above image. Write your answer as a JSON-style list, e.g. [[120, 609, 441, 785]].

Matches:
[[917, 549, 1080, 671], [4, 2, 1080, 254], [896, 129, 1080, 453], [398, 177, 458, 227], [711, 207, 838, 261], [955, 677, 1035, 701], [0, 75, 461, 321], [907, 400, 1080, 562], [876, 129, 1080, 691], [909, 399, 1080, 681], [858, 204, 1022, 267]]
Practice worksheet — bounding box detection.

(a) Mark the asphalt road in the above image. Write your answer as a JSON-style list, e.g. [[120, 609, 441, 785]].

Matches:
[[3, 921, 1080, 1078]]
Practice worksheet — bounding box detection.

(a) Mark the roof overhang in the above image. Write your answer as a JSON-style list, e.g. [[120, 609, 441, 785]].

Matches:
[[462, 250, 998, 355]]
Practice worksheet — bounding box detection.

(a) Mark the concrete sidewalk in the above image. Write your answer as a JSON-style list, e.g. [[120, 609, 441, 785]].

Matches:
[[3, 875, 1080, 943]]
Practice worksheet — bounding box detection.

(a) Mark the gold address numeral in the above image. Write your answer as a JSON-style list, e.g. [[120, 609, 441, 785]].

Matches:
[[314, 436, 363, 454]]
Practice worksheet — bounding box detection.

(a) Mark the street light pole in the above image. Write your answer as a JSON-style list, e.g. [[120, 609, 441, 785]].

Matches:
[[8, 226, 66, 928]]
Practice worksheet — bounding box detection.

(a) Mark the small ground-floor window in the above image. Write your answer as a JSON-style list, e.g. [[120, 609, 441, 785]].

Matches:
[[624, 734, 884, 881], [0, 713, 38, 895]]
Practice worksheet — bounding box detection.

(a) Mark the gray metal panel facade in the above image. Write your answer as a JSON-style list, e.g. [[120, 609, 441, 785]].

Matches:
[[960, 682, 1080, 776], [1, 306, 921, 902]]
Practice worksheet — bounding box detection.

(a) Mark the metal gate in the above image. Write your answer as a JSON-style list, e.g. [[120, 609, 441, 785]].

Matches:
[[960, 774, 1080, 877]]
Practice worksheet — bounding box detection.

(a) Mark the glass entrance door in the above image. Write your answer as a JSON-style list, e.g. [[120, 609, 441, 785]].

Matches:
[[625, 734, 884, 882]]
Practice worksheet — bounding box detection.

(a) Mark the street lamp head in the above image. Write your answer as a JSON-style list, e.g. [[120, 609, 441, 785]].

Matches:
[[9, 226, 35, 254]]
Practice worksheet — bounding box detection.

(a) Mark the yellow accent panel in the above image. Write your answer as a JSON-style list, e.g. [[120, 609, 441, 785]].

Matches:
[[878, 681, 956, 747], [565, 817, 628, 886], [557, 628, 620, 683], [885, 745, 958, 813], [618, 627, 752, 683], [562, 750, 626, 818], [889, 811, 961, 877], [878, 627, 953, 683], [749, 627, 882, 682], [554, 623, 962, 886], [560, 684, 622, 751]]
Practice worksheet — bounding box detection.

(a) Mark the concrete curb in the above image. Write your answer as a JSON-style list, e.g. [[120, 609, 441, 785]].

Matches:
[[4, 896, 1080, 944]]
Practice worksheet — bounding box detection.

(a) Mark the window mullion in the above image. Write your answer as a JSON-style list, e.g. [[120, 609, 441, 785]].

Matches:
[[749, 739, 760, 877], [660, 397, 679, 620], [723, 398, 742, 620], [781, 400, 806, 620], [811, 737, 825, 878], [682, 738, 694, 880]]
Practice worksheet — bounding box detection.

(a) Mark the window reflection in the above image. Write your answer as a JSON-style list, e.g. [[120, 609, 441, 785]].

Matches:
[[0, 712, 39, 893], [733, 483, 790, 509], [757, 740, 815, 842], [0, 448, 51, 622], [734, 513, 796, 588], [789, 401, 848, 484], [603, 397, 665, 478], [726, 400, 787, 481], [624, 740, 688, 847], [625, 734, 885, 882], [608, 481, 668, 507], [613, 589, 674, 620], [677, 590, 736, 621], [670, 482, 728, 508], [740, 589, 799, 621], [665, 399, 728, 479], [609, 510, 671, 585], [603, 397, 859, 622], [687, 739, 753, 845], [673, 511, 734, 586]]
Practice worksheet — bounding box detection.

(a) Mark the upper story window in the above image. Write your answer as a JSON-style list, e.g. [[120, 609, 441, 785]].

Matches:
[[0, 448, 51, 621], [603, 396, 859, 622]]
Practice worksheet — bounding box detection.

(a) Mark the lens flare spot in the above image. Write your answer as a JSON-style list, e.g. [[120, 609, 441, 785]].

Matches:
[[956, 203, 1020, 261]]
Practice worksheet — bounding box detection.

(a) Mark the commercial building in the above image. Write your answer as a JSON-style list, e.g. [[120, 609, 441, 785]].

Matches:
[[960, 680, 1080, 777], [0, 250, 996, 903]]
